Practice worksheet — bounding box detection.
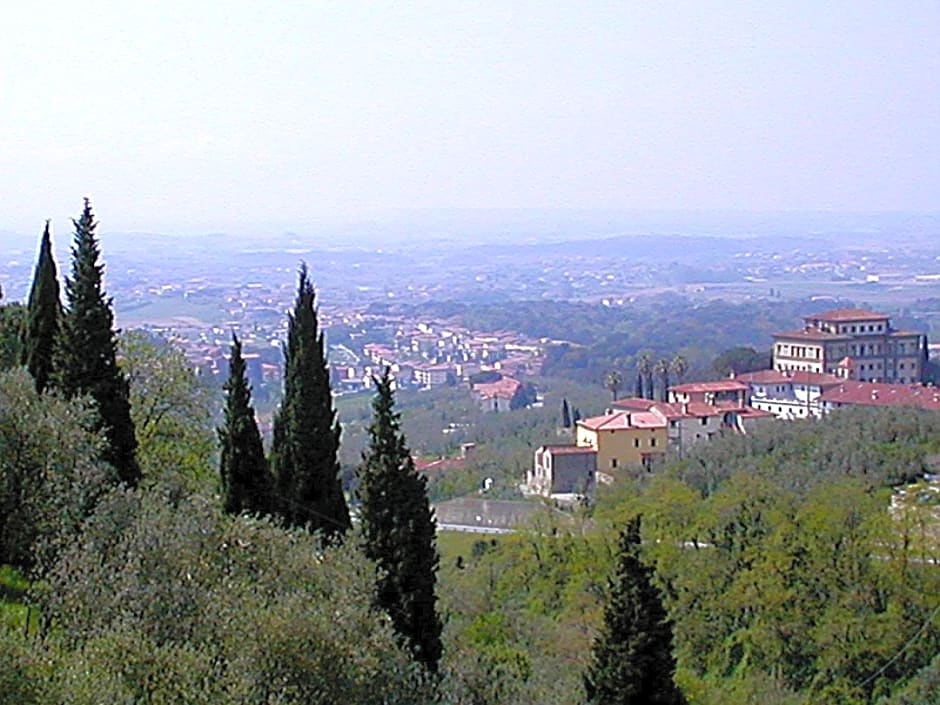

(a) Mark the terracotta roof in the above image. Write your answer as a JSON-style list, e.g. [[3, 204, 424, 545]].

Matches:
[[736, 370, 790, 384], [804, 308, 889, 322], [577, 411, 666, 431], [611, 397, 657, 411], [685, 402, 724, 416], [787, 371, 844, 386], [738, 369, 846, 387], [631, 411, 669, 428], [670, 380, 748, 393], [774, 328, 851, 341], [474, 377, 522, 400], [539, 445, 597, 455], [729, 406, 776, 419], [819, 382, 940, 411]]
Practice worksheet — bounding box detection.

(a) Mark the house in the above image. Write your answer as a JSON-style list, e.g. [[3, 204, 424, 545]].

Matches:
[[413, 363, 452, 388], [612, 395, 773, 455], [575, 411, 667, 472], [668, 380, 749, 407], [473, 376, 524, 412], [527, 445, 597, 498], [772, 308, 925, 383], [736, 369, 844, 419], [737, 369, 940, 418]]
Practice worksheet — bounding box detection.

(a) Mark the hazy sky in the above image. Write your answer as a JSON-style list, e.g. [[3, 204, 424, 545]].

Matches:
[[2, 1, 938, 236]]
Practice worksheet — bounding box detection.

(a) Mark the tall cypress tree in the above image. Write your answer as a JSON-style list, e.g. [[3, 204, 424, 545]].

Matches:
[[23, 220, 60, 393], [219, 333, 271, 515], [55, 199, 140, 487], [357, 368, 442, 671], [584, 516, 684, 705], [270, 263, 350, 537]]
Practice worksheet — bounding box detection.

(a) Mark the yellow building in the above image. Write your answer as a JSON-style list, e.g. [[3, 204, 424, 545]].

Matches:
[[575, 411, 667, 472]]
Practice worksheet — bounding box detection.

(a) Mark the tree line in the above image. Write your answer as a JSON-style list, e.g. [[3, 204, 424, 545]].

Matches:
[[2, 202, 442, 677]]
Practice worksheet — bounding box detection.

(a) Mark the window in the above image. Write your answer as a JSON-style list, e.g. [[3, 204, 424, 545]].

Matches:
[[633, 438, 640, 448], [700, 417, 707, 426], [651, 437, 657, 447], [610, 458, 618, 469]]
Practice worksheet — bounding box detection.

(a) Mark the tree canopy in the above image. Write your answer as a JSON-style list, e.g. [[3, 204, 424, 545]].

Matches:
[[357, 369, 443, 671], [271, 264, 350, 537]]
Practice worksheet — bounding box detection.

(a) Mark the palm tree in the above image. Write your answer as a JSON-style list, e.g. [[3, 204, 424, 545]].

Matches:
[[654, 359, 671, 402], [604, 369, 624, 401], [638, 353, 654, 400], [670, 354, 689, 385]]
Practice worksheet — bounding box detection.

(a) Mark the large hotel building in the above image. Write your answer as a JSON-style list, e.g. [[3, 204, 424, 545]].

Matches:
[[772, 308, 924, 384]]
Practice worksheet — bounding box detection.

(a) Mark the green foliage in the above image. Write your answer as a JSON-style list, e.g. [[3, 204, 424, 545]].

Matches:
[[23, 221, 60, 394], [219, 333, 271, 515], [0, 302, 25, 371], [357, 369, 443, 670], [119, 330, 217, 492], [585, 516, 684, 705], [669, 406, 940, 497], [876, 653, 940, 705], [633, 470, 940, 703], [33, 486, 431, 705], [54, 199, 140, 486], [711, 346, 771, 377], [0, 631, 43, 705], [271, 263, 350, 537], [438, 521, 609, 704], [0, 369, 114, 572]]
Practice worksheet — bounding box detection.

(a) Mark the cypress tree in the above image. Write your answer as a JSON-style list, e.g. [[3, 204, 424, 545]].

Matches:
[[55, 199, 140, 487], [23, 220, 60, 393], [219, 333, 271, 515], [357, 368, 443, 671], [562, 398, 572, 428], [584, 516, 684, 705], [270, 263, 350, 537]]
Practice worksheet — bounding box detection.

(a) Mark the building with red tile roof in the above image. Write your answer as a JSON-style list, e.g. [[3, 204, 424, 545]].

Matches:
[[819, 382, 940, 413], [772, 308, 925, 383], [473, 376, 524, 412], [575, 410, 667, 471], [668, 380, 748, 407]]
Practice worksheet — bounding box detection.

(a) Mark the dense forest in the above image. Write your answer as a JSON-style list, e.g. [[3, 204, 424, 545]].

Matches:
[[1, 209, 939, 704]]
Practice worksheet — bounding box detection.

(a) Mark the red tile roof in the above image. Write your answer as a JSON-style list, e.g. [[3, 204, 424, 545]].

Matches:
[[774, 328, 851, 341], [819, 382, 940, 411], [787, 371, 844, 386], [670, 380, 748, 393], [611, 397, 658, 411], [578, 411, 666, 431], [473, 376, 522, 400], [685, 401, 724, 417], [539, 445, 598, 455], [729, 406, 776, 419], [804, 308, 889, 322], [736, 370, 790, 384]]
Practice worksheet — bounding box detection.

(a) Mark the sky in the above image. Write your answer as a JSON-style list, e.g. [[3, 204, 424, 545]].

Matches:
[[1, 1, 938, 236]]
